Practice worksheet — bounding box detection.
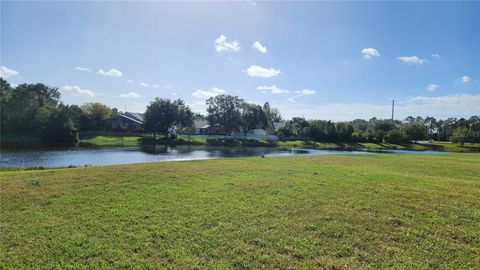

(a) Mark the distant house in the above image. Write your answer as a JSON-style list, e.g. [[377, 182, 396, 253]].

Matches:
[[109, 108, 144, 131], [246, 129, 267, 136], [245, 128, 278, 141], [193, 120, 221, 135]]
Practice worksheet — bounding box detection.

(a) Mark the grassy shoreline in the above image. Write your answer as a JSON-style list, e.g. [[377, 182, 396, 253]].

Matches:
[[78, 134, 480, 152], [2, 133, 478, 153], [1, 154, 479, 268]]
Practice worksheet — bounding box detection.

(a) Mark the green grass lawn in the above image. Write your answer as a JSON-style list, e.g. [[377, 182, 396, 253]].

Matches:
[[1, 154, 479, 269], [79, 135, 142, 146]]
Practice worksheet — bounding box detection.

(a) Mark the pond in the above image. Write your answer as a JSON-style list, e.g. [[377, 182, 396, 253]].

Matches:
[[0, 145, 446, 168]]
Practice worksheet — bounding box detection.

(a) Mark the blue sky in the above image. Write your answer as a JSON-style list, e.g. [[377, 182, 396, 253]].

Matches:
[[1, 1, 479, 120]]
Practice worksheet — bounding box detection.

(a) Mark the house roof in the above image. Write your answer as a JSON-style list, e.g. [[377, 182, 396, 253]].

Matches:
[[193, 120, 210, 129], [118, 114, 143, 125], [124, 112, 144, 123]]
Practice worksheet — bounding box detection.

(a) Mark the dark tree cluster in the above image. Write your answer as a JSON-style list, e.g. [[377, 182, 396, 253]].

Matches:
[[204, 95, 282, 135], [1, 78, 112, 144]]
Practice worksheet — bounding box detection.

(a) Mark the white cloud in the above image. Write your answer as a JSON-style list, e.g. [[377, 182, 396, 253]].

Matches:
[[127, 79, 134, 83], [62, 85, 95, 97], [426, 84, 439, 92], [192, 87, 226, 99], [431, 53, 441, 59], [246, 65, 281, 78], [288, 89, 316, 102], [397, 56, 428, 65], [274, 94, 480, 121], [361, 48, 380, 59], [257, 85, 289, 94], [126, 102, 148, 113], [252, 41, 267, 54], [0, 66, 19, 78], [97, 68, 122, 77], [74, 67, 92, 72], [120, 92, 140, 98], [461, 76, 471, 83], [140, 82, 149, 87], [215, 35, 240, 52], [152, 84, 159, 88], [295, 89, 316, 95]]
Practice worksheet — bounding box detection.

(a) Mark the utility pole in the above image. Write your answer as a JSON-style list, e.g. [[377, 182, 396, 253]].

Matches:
[[391, 99, 395, 121]]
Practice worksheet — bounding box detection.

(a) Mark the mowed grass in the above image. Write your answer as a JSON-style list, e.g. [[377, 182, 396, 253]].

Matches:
[[79, 135, 142, 146], [1, 154, 479, 269]]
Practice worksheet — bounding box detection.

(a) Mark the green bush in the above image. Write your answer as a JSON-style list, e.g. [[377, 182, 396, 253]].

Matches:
[[385, 129, 407, 144]]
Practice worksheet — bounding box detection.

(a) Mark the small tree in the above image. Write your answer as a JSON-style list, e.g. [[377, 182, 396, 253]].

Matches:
[[450, 127, 473, 147], [277, 126, 293, 138], [385, 129, 406, 144], [144, 98, 193, 140]]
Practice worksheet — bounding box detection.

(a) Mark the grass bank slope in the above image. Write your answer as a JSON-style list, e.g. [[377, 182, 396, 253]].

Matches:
[[79, 134, 480, 152], [79, 135, 142, 147], [1, 154, 479, 269]]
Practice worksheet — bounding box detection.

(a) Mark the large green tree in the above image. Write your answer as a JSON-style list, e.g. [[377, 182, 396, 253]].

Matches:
[[80, 102, 111, 130], [368, 119, 396, 142], [401, 122, 427, 143], [309, 120, 336, 141], [286, 117, 310, 137], [423, 116, 438, 140], [335, 122, 354, 141], [262, 102, 282, 126], [1, 82, 61, 132], [206, 95, 243, 135], [144, 98, 193, 140], [240, 103, 268, 135], [43, 105, 79, 144], [468, 116, 480, 142]]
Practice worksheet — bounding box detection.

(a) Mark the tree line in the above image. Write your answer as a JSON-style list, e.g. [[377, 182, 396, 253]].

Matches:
[[278, 116, 480, 146], [1, 78, 478, 145]]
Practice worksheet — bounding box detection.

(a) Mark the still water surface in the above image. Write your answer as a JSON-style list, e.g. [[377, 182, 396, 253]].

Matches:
[[0, 145, 446, 168]]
